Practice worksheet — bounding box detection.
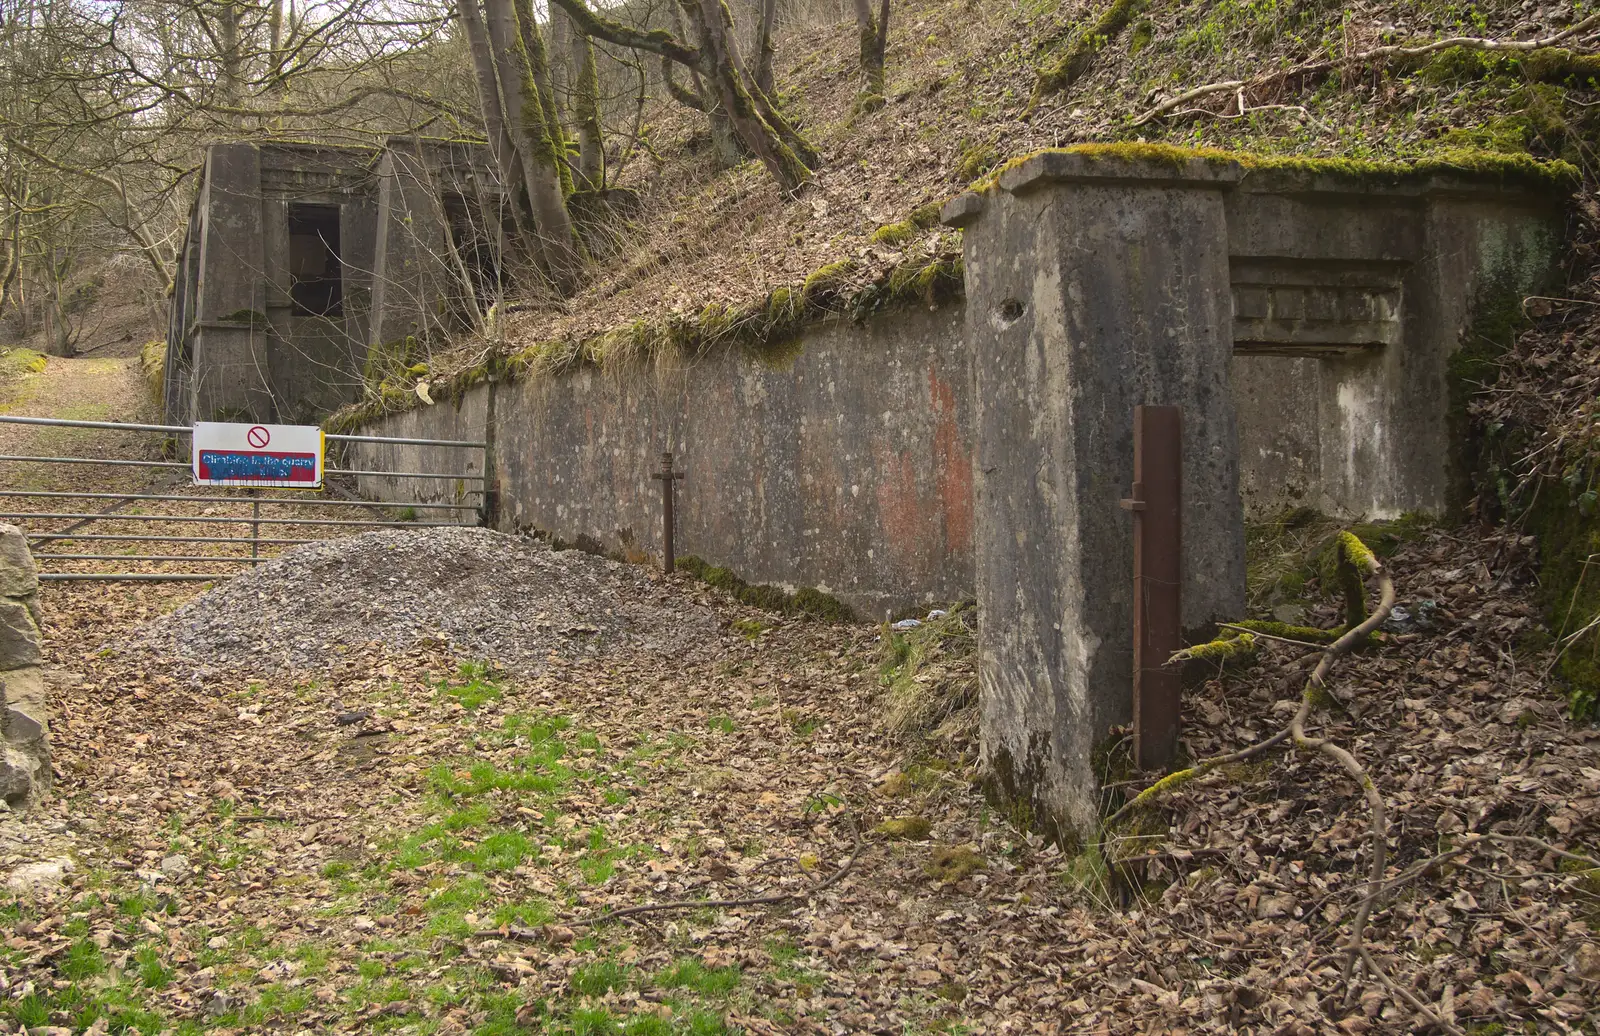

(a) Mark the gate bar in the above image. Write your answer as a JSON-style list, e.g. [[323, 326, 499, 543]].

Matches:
[[35, 554, 269, 564], [0, 416, 487, 449], [326, 432, 487, 448], [0, 490, 477, 510], [0, 454, 486, 481], [39, 573, 231, 582], [17, 533, 316, 545], [0, 512, 461, 528], [0, 415, 187, 434]]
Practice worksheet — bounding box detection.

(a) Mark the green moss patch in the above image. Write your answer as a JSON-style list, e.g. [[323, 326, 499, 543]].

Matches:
[[675, 555, 855, 623]]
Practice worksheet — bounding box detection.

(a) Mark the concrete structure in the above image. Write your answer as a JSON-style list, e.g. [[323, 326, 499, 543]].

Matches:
[[350, 306, 975, 620], [347, 148, 1563, 841], [0, 525, 49, 808], [940, 149, 1562, 838], [164, 138, 503, 424]]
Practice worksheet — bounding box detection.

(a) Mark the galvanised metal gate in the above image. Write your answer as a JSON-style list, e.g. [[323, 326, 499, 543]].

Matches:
[[0, 415, 488, 582]]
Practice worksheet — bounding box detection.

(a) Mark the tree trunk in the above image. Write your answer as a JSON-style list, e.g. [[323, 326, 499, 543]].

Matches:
[[752, 0, 777, 97], [484, 0, 583, 294], [681, 0, 810, 193], [511, 0, 574, 196], [456, 0, 537, 247], [569, 26, 605, 188], [850, 0, 888, 103], [218, 0, 245, 124]]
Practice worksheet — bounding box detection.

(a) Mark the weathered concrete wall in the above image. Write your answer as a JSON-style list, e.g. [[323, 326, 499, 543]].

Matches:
[[351, 306, 976, 618], [1227, 169, 1563, 518], [0, 525, 49, 808]]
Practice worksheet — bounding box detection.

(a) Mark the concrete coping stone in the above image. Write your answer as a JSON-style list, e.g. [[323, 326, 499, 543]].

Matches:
[[940, 193, 986, 229], [998, 151, 1247, 196], [1233, 164, 1572, 201]]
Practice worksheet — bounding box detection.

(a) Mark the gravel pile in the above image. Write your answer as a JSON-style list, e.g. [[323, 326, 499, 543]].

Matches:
[[136, 527, 722, 674]]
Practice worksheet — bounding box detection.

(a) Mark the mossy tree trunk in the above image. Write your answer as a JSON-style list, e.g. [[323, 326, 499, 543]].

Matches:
[[483, 0, 583, 295], [568, 23, 606, 188], [664, 0, 750, 170], [681, 0, 812, 193], [850, 0, 890, 105], [550, 0, 814, 194], [510, 0, 575, 196], [752, 0, 778, 97], [455, 0, 537, 248]]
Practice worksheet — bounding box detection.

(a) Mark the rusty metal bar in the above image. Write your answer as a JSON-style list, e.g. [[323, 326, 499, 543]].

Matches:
[[326, 432, 486, 448], [0, 454, 187, 469], [650, 451, 684, 575], [1122, 405, 1184, 771]]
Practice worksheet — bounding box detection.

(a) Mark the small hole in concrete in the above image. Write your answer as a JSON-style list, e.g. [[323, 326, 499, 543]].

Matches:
[[999, 297, 1025, 323]]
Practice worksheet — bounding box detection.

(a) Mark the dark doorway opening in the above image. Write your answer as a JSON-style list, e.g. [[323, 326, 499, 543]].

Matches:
[[288, 204, 343, 317]]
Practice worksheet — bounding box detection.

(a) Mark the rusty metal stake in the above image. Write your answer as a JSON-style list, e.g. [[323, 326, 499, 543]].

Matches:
[[1120, 405, 1183, 771], [250, 490, 261, 566], [651, 451, 684, 575]]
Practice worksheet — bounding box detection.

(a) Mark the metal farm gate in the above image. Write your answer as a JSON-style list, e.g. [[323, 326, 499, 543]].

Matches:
[[0, 415, 487, 582]]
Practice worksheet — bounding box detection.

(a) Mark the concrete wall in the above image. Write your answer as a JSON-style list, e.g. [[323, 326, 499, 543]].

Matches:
[[351, 306, 976, 619]]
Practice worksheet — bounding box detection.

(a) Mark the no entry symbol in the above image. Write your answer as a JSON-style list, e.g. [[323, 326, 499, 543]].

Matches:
[[247, 426, 271, 449]]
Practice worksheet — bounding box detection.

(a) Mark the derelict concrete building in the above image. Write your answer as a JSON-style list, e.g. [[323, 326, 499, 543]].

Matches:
[[162, 137, 505, 425]]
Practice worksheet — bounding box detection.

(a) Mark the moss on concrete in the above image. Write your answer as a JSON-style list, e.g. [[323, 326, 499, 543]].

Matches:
[[674, 554, 856, 623], [974, 143, 1578, 195]]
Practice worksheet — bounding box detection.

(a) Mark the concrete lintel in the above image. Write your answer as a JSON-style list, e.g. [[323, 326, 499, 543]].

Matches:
[[940, 193, 986, 229], [998, 150, 1245, 196]]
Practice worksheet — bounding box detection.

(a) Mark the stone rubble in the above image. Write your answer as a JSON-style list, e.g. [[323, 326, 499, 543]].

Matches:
[[135, 526, 723, 677], [0, 523, 49, 808]]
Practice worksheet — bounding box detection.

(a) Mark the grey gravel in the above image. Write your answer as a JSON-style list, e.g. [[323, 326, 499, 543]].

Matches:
[[135, 527, 721, 675]]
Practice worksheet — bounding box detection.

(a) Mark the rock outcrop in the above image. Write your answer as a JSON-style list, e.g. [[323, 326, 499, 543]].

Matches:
[[0, 524, 49, 808]]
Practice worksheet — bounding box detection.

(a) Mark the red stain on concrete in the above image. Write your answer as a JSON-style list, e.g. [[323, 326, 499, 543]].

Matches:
[[929, 367, 975, 557], [874, 443, 924, 568]]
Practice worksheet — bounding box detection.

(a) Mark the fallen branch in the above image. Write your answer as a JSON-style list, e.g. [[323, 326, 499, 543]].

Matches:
[[1133, 13, 1600, 125]]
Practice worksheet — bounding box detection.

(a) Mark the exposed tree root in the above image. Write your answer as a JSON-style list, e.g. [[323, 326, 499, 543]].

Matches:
[[1133, 13, 1600, 126]]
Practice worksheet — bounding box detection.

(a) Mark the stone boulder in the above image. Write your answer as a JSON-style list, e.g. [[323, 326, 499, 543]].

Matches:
[[0, 524, 48, 808]]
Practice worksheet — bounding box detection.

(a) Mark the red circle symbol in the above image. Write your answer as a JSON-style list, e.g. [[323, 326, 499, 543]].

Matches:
[[247, 426, 270, 448]]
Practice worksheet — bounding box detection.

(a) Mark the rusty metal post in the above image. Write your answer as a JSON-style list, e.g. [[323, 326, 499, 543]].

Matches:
[[650, 451, 684, 575], [1120, 405, 1183, 770], [250, 491, 261, 566]]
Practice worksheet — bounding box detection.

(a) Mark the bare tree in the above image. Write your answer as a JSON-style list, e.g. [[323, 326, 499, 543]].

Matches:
[[551, 0, 816, 194]]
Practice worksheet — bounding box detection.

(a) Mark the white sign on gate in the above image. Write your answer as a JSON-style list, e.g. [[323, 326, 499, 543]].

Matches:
[[192, 422, 325, 489]]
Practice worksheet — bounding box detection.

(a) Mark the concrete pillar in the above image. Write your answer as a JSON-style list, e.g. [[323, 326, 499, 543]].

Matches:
[[370, 143, 453, 362], [943, 150, 1248, 842], [192, 143, 273, 421]]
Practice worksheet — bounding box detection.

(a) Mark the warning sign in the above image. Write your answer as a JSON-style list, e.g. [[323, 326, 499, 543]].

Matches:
[[192, 422, 324, 489]]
